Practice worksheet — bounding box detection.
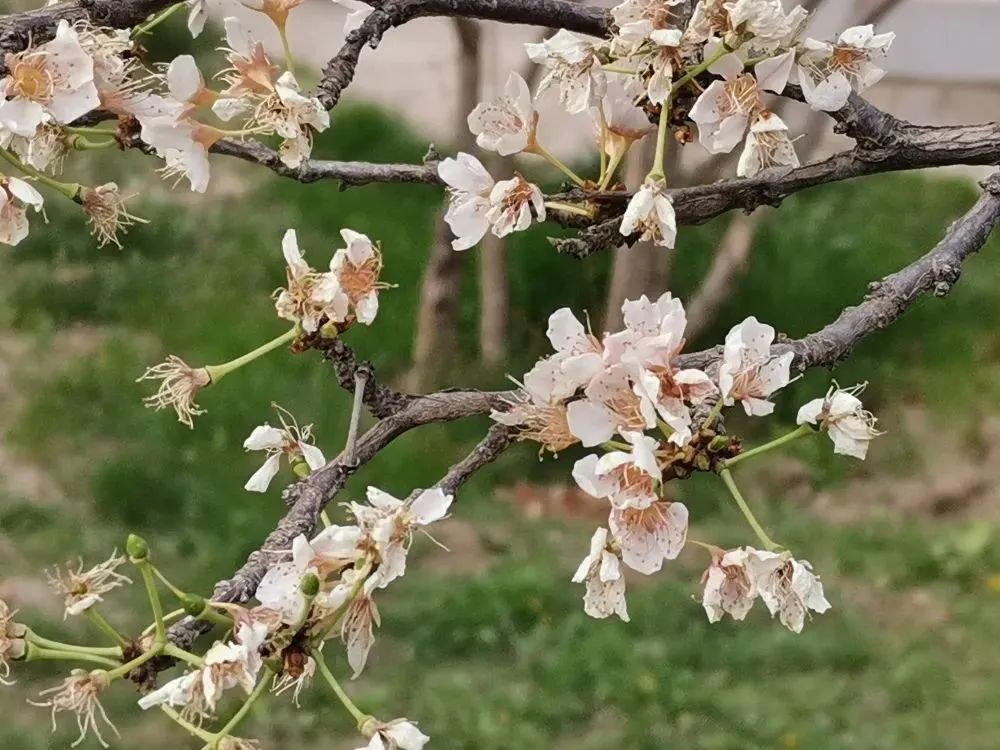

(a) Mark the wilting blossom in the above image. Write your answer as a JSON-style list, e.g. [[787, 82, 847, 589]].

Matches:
[[620, 178, 676, 248], [686, 0, 806, 49], [0, 20, 99, 137], [329, 229, 390, 325], [593, 84, 655, 164], [32, 670, 116, 748], [274, 228, 348, 332], [46, 552, 131, 618], [0, 599, 26, 686], [572, 527, 629, 621], [700, 546, 759, 622], [491, 357, 579, 455], [718, 316, 793, 416], [137, 355, 212, 428], [610, 0, 685, 55], [263, 72, 330, 168], [439, 152, 494, 250], [79, 183, 146, 249], [138, 115, 218, 192], [0, 175, 44, 247], [356, 718, 430, 750], [325, 569, 380, 677], [467, 72, 537, 155], [797, 383, 882, 460], [567, 365, 657, 447], [797, 25, 895, 112], [610, 499, 688, 574], [748, 551, 831, 633], [736, 111, 799, 177], [0, 122, 70, 174], [573, 430, 661, 509], [525, 29, 606, 114], [243, 407, 326, 492], [361, 487, 453, 588]]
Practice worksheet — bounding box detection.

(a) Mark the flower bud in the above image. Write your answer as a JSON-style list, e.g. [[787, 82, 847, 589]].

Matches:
[[181, 593, 207, 617], [125, 534, 149, 561], [299, 572, 320, 597]]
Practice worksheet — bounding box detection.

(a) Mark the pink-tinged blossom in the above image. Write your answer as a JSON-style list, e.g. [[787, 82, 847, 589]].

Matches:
[[797, 25, 895, 112], [273, 228, 348, 332], [572, 527, 629, 621], [797, 383, 882, 460], [610, 499, 688, 574], [525, 29, 606, 114], [330, 228, 390, 325], [718, 316, 793, 416], [467, 72, 537, 155], [620, 178, 676, 249], [491, 357, 579, 455]]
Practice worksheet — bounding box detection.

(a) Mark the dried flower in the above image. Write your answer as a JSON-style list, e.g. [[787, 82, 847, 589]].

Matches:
[[274, 228, 348, 332], [32, 670, 117, 748], [79, 182, 147, 249], [47, 552, 131, 618], [137, 355, 212, 428], [0, 599, 26, 685]]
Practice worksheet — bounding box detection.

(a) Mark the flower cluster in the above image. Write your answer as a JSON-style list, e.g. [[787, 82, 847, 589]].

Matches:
[[436, 0, 895, 252], [495, 292, 880, 628]]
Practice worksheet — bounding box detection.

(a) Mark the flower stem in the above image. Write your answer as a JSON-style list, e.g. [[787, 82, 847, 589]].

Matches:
[[133, 2, 184, 37], [105, 648, 159, 681], [141, 608, 184, 637], [670, 46, 730, 97], [601, 65, 640, 75], [718, 468, 781, 552], [70, 137, 116, 151], [25, 644, 120, 668], [701, 399, 725, 430], [0, 148, 80, 201], [214, 668, 273, 743], [162, 642, 205, 668], [597, 105, 608, 182], [205, 327, 298, 384], [85, 609, 130, 650], [527, 143, 587, 187], [544, 201, 594, 218], [25, 631, 122, 658], [646, 99, 672, 181], [279, 26, 297, 77], [137, 561, 166, 643], [313, 650, 370, 727], [724, 424, 813, 468], [161, 706, 218, 744], [598, 145, 629, 190]]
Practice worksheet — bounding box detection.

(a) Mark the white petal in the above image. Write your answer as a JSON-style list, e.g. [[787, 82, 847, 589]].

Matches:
[[245, 453, 282, 492]]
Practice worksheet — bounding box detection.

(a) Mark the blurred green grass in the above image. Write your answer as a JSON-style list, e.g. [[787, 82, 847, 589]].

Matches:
[[1, 97, 1000, 750]]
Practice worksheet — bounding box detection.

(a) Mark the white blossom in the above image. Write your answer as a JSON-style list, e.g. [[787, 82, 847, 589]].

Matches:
[[273, 228, 349, 332], [0, 176, 44, 247], [486, 174, 546, 237], [748, 551, 831, 633], [572, 430, 661, 509], [797, 25, 895, 112], [525, 29, 606, 114], [265, 72, 330, 168], [333, 0, 375, 34], [186, 0, 209, 37], [364, 487, 453, 588], [736, 111, 799, 177], [329, 228, 389, 325], [594, 83, 655, 163], [700, 546, 759, 622], [490, 357, 579, 455], [546, 307, 604, 389], [620, 178, 676, 249], [357, 718, 430, 750], [610, 499, 688, 574], [46, 552, 131, 618], [566, 365, 657, 447], [572, 527, 629, 621], [243, 407, 326, 492], [439, 152, 495, 250], [0, 20, 99, 137], [467, 72, 537, 155], [718, 316, 793, 416], [610, 0, 685, 55], [796, 383, 882, 460]]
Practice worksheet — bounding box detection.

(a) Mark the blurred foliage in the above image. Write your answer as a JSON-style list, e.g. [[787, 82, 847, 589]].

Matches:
[[1, 94, 1000, 750]]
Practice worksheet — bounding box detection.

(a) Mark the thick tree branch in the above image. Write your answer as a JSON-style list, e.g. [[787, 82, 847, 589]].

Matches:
[[435, 423, 513, 496]]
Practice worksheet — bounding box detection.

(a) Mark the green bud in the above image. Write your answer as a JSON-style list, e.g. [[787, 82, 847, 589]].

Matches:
[[292, 459, 310, 479], [126, 534, 150, 561], [707, 435, 732, 453], [181, 593, 207, 617], [299, 572, 320, 597], [319, 321, 340, 340]]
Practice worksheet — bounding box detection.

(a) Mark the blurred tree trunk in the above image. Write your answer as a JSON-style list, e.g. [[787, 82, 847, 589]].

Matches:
[[408, 19, 480, 390], [478, 170, 508, 366], [602, 138, 676, 332]]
